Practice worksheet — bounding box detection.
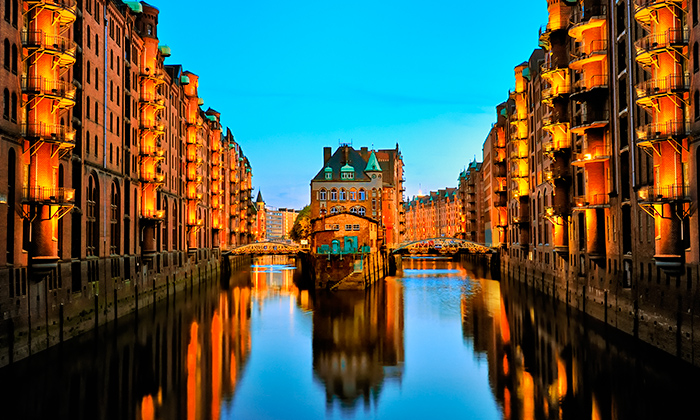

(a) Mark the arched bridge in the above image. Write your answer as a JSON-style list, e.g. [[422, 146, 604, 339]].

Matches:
[[229, 241, 302, 255], [392, 238, 493, 255]]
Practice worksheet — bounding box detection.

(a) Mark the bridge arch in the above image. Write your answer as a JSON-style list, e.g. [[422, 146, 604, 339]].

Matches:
[[392, 237, 493, 255], [229, 241, 301, 255]]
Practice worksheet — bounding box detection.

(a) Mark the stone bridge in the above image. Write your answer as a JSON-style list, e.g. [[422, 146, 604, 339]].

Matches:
[[391, 237, 493, 255]]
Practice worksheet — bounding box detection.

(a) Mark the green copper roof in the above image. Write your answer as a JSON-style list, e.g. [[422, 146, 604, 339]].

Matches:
[[124, 1, 143, 13], [522, 67, 531, 81], [158, 45, 171, 57], [341, 163, 354, 172], [324, 166, 332, 172], [205, 115, 217, 122], [364, 151, 382, 172], [180, 75, 190, 84]]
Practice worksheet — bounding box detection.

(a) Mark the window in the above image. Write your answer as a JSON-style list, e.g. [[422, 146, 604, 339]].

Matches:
[[339, 189, 346, 200], [110, 182, 120, 255], [94, 101, 98, 123], [95, 34, 99, 56], [110, 80, 113, 101], [86, 96, 91, 119], [3, 39, 8, 69], [350, 190, 356, 201], [86, 175, 99, 256], [359, 189, 366, 200], [330, 206, 344, 215], [10, 92, 16, 122], [87, 61, 91, 82], [345, 224, 352, 231], [109, 143, 113, 163], [350, 206, 366, 216], [109, 112, 113, 132], [341, 171, 354, 180], [87, 26, 91, 48], [86, 130, 91, 154], [110, 49, 113, 69], [11, 43, 16, 74], [331, 189, 337, 201], [695, 43, 699, 73], [325, 171, 331, 180], [94, 135, 98, 156], [116, 86, 120, 105], [2, 89, 8, 120], [95, 68, 99, 90], [319, 189, 327, 200], [695, 91, 700, 120], [353, 224, 360, 231], [3, 2, 9, 22]]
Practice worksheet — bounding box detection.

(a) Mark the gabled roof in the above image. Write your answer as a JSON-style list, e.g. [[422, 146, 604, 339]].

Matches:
[[312, 146, 371, 182]]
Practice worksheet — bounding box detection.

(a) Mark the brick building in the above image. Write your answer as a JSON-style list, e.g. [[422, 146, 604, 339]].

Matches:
[[0, 0, 256, 365]]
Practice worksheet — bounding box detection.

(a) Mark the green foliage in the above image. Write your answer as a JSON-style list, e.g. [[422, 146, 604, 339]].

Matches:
[[290, 205, 311, 242]]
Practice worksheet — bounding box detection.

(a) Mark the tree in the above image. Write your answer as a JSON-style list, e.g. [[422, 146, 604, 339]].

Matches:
[[290, 205, 311, 242]]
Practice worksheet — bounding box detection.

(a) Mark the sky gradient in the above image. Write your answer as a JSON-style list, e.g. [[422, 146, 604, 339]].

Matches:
[[156, 0, 549, 209]]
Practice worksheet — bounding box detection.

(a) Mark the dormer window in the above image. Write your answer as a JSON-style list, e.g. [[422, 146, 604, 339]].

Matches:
[[325, 172, 332, 180], [340, 164, 354, 179], [324, 166, 332, 180]]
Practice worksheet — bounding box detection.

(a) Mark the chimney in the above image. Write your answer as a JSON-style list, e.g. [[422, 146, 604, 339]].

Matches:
[[323, 147, 331, 165], [361, 147, 368, 157], [343, 146, 349, 165]]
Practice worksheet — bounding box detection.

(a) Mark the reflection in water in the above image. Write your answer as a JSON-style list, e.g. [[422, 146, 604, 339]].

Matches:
[[1, 257, 699, 419], [310, 277, 404, 413]]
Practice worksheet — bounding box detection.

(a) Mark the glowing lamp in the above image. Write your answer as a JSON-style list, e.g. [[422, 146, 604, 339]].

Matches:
[[155, 210, 165, 219], [64, 188, 75, 202], [638, 189, 649, 201], [584, 154, 592, 160]]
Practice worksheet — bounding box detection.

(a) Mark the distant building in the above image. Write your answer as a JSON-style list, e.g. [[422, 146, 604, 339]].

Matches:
[[404, 188, 461, 241], [266, 207, 299, 240], [253, 191, 266, 241]]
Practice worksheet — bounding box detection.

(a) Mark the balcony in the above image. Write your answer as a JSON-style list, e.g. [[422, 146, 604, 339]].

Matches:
[[139, 93, 165, 109], [573, 193, 609, 208], [141, 209, 165, 221], [542, 138, 571, 156], [140, 172, 165, 185], [542, 83, 571, 104], [512, 216, 529, 225], [26, 0, 77, 25], [637, 184, 691, 203], [140, 122, 166, 135], [510, 149, 527, 160], [634, 0, 685, 26], [572, 144, 611, 165], [635, 29, 688, 66], [22, 31, 77, 67], [545, 204, 568, 217], [635, 74, 689, 107], [140, 144, 165, 159], [570, 110, 609, 134], [569, 5, 607, 40], [544, 165, 570, 182], [636, 120, 688, 147], [494, 193, 507, 208], [570, 40, 608, 69], [22, 123, 75, 146], [22, 187, 75, 204], [140, 68, 166, 84], [542, 114, 568, 131], [21, 76, 76, 109], [570, 74, 608, 98]]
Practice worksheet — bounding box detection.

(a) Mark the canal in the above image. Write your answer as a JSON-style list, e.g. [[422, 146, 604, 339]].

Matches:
[[1, 256, 698, 419]]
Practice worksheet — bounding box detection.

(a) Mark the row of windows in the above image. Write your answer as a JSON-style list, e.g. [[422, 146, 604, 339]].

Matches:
[[318, 188, 380, 201], [322, 205, 367, 216], [3, 0, 18, 28]]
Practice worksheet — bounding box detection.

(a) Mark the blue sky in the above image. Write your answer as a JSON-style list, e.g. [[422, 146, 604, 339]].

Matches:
[[156, 0, 549, 209]]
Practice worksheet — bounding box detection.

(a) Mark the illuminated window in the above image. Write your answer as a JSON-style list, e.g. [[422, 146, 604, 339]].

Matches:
[[359, 189, 366, 200], [339, 188, 346, 200], [331, 189, 337, 201], [350, 190, 356, 200]]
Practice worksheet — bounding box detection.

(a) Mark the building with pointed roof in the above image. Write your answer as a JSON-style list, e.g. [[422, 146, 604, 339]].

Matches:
[[310, 144, 405, 250], [253, 190, 266, 241]]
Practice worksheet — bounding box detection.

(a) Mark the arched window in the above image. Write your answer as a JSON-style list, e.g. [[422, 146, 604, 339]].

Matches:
[[110, 182, 120, 255], [2, 40, 8, 69], [330, 188, 337, 201], [4, 2, 9, 22], [87, 175, 99, 256], [94, 101, 98, 123], [162, 199, 168, 250], [10, 92, 16, 122], [695, 91, 700, 120], [109, 143, 113, 163], [359, 189, 366, 200], [11, 0, 17, 26], [2, 89, 8, 120], [87, 26, 91, 48], [7, 148, 15, 264], [330, 206, 345, 214], [94, 135, 98, 156], [86, 96, 91, 118], [350, 206, 366, 216], [11, 43, 16, 73], [339, 188, 346, 201], [86, 130, 91, 154], [349, 189, 357, 201], [319, 189, 327, 201], [695, 43, 699, 73]]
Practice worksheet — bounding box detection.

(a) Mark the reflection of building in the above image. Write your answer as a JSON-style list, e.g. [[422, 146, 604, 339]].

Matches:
[[312, 278, 404, 410]]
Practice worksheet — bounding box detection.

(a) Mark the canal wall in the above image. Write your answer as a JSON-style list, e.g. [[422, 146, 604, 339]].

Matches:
[[0, 252, 252, 369], [501, 253, 700, 367], [301, 251, 388, 290]]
